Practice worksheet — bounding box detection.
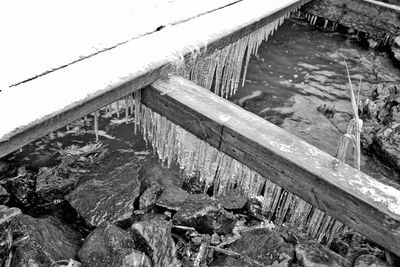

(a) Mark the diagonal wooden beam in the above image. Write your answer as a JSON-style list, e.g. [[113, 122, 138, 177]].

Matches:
[[142, 75, 400, 256]]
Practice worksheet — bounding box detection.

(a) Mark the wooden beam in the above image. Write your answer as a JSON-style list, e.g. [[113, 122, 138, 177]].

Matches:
[[0, 0, 309, 158], [303, 0, 400, 37], [142, 75, 400, 256]]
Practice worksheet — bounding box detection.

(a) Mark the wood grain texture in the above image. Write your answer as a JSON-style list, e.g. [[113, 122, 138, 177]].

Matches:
[[0, 0, 309, 158], [304, 0, 400, 36], [143, 75, 400, 256]]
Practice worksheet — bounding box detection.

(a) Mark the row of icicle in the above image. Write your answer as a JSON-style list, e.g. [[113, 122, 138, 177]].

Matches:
[[66, 9, 350, 244], [174, 12, 291, 98], [139, 104, 347, 245]]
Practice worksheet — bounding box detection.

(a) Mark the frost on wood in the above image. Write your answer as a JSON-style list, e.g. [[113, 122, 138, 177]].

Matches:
[[139, 105, 346, 244], [175, 13, 290, 98]]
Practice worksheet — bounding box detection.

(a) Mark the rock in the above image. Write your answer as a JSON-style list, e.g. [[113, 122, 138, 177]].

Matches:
[[132, 212, 168, 224], [172, 194, 237, 235], [0, 160, 10, 178], [354, 254, 390, 267], [156, 185, 189, 211], [36, 167, 77, 205], [0, 205, 22, 225], [0, 205, 22, 266], [210, 228, 294, 267], [66, 151, 141, 227], [139, 181, 163, 211], [0, 186, 10, 205], [121, 249, 152, 267], [139, 157, 182, 191], [295, 241, 351, 267], [216, 189, 247, 211], [78, 221, 151, 267], [372, 123, 400, 171], [129, 217, 180, 267], [3, 167, 35, 208], [9, 214, 82, 266]]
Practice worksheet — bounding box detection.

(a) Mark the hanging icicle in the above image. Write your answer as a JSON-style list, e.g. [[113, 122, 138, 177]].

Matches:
[[93, 110, 99, 142], [139, 104, 347, 243], [174, 13, 291, 98]]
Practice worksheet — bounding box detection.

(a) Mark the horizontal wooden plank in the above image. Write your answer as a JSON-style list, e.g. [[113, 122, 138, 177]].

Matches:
[[1, 0, 241, 88], [143, 75, 400, 256], [0, 0, 309, 158], [303, 0, 400, 36]]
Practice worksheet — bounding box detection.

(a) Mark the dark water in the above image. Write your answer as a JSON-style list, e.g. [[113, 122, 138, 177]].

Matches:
[[230, 18, 400, 183]]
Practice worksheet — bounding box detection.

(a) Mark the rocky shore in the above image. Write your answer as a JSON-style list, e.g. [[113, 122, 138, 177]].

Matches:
[[0, 140, 393, 266]]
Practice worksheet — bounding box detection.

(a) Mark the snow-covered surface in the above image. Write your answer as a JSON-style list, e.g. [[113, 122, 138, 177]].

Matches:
[[0, 0, 303, 142], [0, 0, 239, 88]]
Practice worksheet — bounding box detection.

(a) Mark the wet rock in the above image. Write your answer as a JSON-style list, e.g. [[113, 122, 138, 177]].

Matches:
[[121, 249, 152, 267], [0, 160, 10, 178], [9, 214, 82, 266], [360, 83, 400, 172], [66, 151, 141, 227], [36, 167, 77, 204], [0, 205, 22, 265], [372, 123, 400, 171], [211, 228, 294, 267], [173, 194, 237, 235], [0, 185, 10, 204], [3, 167, 35, 208], [216, 189, 247, 211], [78, 221, 151, 266], [156, 185, 189, 211], [295, 241, 351, 267], [132, 212, 168, 224], [354, 254, 390, 267], [0, 205, 22, 225], [139, 181, 163, 211], [139, 157, 182, 191], [129, 217, 180, 267]]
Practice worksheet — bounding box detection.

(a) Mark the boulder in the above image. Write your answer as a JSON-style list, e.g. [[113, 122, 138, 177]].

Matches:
[[295, 241, 351, 267], [216, 189, 247, 211], [156, 185, 189, 211], [78, 221, 151, 267], [129, 217, 180, 267], [172, 194, 236, 235], [210, 228, 294, 267], [66, 151, 141, 227], [0, 205, 22, 225], [139, 181, 163, 211], [36, 167, 77, 205], [354, 254, 390, 267], [0, 186, 10, 205], [0, 205, 22, 266], [9, 214, 82, 266], [3, 167, 35, 208]]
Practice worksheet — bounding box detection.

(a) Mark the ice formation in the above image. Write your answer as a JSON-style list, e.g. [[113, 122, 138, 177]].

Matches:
[[175, 13, 291, 98], [138, 105, 346, 244]]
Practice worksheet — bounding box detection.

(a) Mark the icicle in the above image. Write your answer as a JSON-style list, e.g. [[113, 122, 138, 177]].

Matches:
[[324, 19, 328, 29], [173, 12, 292, 98], [66, 125, 70, 131], [125, 96, 129, 124], [138, 105, 348, 245], [94, 110, 99, 142], [108, 104, 112, 117], [116, 100, 120, 118], [134, 89, 142, 135]]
